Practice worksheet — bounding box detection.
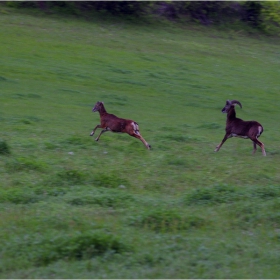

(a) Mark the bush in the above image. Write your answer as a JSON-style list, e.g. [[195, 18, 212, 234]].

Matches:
[[260, 1, 280, 34], [185, 184, 237, 205], [241, 1, 263, 27]]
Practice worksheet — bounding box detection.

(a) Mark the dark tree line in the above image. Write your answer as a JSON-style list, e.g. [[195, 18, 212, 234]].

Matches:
[[4, 1, 280, 34]]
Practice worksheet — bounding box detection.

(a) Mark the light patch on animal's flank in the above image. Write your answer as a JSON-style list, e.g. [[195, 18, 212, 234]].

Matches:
[[132, 122, 138, 130], [257, 126, 262, 137], [131, 122, 140, 135], [231, 133, 249, 139]]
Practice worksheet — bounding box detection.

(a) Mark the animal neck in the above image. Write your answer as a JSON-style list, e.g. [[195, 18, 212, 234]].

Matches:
[[98, 104, 107, 116], [226, 107, 236, 123]]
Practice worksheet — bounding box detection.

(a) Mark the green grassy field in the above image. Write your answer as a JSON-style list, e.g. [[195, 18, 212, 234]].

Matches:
[[1, 8, 280, 278]]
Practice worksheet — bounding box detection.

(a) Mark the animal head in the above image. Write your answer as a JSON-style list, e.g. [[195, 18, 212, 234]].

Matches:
[[92, 101, 104, 112], [221, 100, 242, 113]]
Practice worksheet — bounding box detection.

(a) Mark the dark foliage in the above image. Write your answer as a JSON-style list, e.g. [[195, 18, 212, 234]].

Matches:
[[242, 1, 263, 27], [3, 1, 277, 31]]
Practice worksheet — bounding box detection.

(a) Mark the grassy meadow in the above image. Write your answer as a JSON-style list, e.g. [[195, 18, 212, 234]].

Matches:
[[0, 8, 280, 278]]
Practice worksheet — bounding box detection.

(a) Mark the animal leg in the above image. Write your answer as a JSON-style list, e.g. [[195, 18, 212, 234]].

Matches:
[[252, 142, 257, 154], [131, 132, 151, 149], [90, 124, 102, 136], [252, 138, 266, 156], [215, 134, 230, 152], [129, 122, 151, 149], [95, 128, 110, 141]]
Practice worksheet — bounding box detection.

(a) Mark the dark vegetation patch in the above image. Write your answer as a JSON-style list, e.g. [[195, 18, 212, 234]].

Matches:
[[41, 170, 130, 190], [164, 155, 197, 169], [5, 231, 130, 266], [46, 169, 87, 187], [185, 185, 280, 206], [0, 188, 41, 204], [44, 141, 61, 150], [57, 169, 86, 185], [0, 139, 11, 155], [5, 1, 280, 36], [227, 199, 280, 228], [5, 157, 47, 172], [67, 188, 134, 208], [129, 208, 207, 232], [0, 75, 8, 81], [94, 172, 131, 189], [33, 185, 68, 197], [24, 115, 43, 122], [62, 135, 92, 148]]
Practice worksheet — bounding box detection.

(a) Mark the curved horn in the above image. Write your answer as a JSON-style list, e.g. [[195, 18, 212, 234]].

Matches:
[[231, 100, 242, 108]]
